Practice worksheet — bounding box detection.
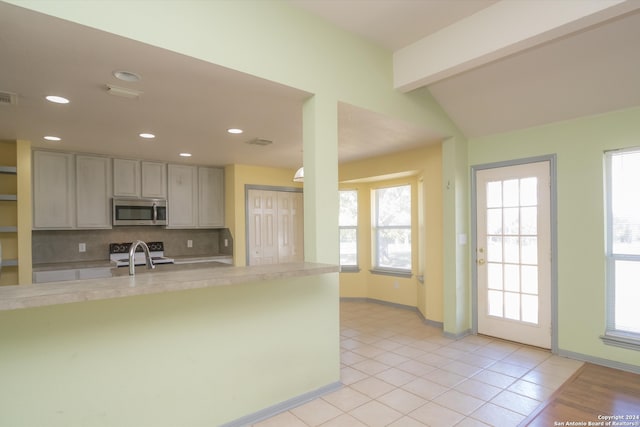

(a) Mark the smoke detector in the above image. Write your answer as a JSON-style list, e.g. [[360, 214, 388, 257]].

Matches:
[[0, 91, 18, 105], [245, 138, 273, 146], [113, 70, 141, 82]]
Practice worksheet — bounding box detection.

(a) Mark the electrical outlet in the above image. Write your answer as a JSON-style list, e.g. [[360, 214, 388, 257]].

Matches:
[[393, 281, 399, 289], [79, 243, 86, 253], [224, 239, 229, 247], [187, 240, 193, 248]]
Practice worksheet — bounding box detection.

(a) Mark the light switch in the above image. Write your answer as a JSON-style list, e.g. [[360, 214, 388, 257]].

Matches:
[[187, 240, 193, 248], [79, 243, 86, 252]]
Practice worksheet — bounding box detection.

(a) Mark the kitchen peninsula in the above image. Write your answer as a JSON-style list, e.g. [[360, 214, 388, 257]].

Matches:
[[0, 262, 341, 427], [0, 262, 338, 311]]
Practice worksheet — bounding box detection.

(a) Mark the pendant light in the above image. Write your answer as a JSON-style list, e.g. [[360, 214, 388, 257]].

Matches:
[[293, 166, 304, 182]]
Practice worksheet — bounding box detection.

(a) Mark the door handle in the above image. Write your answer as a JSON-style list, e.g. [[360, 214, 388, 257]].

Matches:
[[477, 258, 486, 265]]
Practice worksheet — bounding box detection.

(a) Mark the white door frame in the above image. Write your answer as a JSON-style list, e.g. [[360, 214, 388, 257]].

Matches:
[[471, 155, 558, 353]]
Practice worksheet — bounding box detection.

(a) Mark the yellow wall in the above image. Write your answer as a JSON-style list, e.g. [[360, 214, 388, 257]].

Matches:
[[338, 144, 443, 322], [225, 164, 303, 266], [16, 140, 32, 284], [223, 149, 444, 323]]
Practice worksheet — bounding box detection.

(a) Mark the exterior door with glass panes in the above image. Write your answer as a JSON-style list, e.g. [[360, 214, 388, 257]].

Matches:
[[476, 161, 551, 348]]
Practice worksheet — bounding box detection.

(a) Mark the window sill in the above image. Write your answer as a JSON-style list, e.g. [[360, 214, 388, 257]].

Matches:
[[600, 330, 640, 351], [369, 268, 412, 278], [340, 266, 360, 273]]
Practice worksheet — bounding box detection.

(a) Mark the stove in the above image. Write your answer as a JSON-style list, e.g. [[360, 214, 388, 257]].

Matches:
[[109, 241, 174, 267]]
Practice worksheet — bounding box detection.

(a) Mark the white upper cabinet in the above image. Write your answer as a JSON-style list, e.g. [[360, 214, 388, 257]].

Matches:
[[114, 159, 167, 199], [33, 151, 222, 230], [33, 150, 75, 229], [198, 167, 224, 228], [167, 164, 198, 228], [168, 165, 225, 228], [76, 155, 112, 228], [141, 161, 167, 198], [113, 158, 141, 198]]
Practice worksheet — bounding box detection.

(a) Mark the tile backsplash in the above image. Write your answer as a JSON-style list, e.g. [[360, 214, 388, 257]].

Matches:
[[33, 227, 233, 264]]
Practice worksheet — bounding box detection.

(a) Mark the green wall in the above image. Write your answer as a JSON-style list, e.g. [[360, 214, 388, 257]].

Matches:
[[468, 106, 640, 368], [0, 275, 340, 426]]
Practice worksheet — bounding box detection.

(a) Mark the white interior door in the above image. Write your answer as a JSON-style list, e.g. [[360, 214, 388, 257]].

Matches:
[[248, 190, 278, 265], [247, 189, 304, 265], [476, 161, 552, 348], [277, 191, 304, 263]]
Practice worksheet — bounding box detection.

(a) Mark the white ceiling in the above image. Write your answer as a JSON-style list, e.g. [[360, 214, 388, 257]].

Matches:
[[1, 1, 639, 170], [428, 8, 640, 137], [0, 2, 310, 168]]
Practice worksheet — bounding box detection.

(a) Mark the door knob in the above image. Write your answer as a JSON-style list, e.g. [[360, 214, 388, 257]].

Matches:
[[477, 258, 486, 265]]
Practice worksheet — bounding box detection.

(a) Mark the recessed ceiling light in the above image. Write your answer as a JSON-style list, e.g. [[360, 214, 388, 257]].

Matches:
[[139, 133, 155, 139], [45, 95, 69, 104], [179, 153, 192, 157], [227, 128, 243, 134], [44, 136, 61, 142], [113, 70, 141, 82]]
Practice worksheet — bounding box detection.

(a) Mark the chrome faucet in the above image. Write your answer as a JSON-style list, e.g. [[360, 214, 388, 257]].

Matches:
[[129, 240, 155, 276]]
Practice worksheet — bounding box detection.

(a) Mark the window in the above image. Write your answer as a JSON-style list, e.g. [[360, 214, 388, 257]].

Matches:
[[603, 148, 640, 350], [373, 185, 411, 275], [339, 190, 358, 270]]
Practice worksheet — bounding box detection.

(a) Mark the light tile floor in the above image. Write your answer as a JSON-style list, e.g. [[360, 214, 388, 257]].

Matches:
[[253, 300, 583, 427]]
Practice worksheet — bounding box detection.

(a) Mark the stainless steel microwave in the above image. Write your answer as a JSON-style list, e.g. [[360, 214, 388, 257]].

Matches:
[[112, 198, 167, 226]]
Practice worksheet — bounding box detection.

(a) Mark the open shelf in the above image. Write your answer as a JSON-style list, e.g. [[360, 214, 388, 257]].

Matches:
[[0, 226, 17, 233], [0, 166, 17, 174], [0, 195, 17, 201], [1, 259, 18, 267]]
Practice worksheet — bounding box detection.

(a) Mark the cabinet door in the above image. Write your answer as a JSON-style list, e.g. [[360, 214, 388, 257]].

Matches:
[[113, 159, 140, 197], [32, 269, 78, 283], [77, 267, 112, 280], [76, 155, 112, 228], [198, 167, 224, 228], [168, 164, 198, 227], [33, 151, 75, 229], [141, 161, 167, 198]]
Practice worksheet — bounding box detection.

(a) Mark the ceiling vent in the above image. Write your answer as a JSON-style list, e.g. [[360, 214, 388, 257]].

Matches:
[[106, 84, 142, 99], [245, 138, 273, 146], [0, 91, 17, 105]]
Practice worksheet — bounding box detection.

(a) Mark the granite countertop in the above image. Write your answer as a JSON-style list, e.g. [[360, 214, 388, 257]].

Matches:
[[0, 262, 339, 312]]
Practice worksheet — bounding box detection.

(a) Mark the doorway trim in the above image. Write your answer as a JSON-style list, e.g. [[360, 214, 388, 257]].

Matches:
[[470, 154, 558, 353], [244, 184, 303, 266]]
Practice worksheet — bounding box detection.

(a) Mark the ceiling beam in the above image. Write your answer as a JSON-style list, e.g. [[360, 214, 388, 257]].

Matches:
[[393, 0, 640, 92]]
